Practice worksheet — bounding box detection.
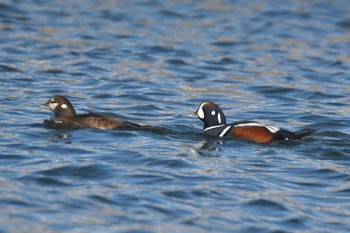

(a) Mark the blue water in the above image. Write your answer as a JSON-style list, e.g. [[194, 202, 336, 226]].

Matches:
[[1, 0, 350, 232]]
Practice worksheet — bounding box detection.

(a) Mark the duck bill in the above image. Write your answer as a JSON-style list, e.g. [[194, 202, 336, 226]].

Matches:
[[40, 100, 50, 109]]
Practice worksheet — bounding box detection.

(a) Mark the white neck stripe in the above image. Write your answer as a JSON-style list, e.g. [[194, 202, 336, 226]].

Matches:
[[204, 124, 225, 131]]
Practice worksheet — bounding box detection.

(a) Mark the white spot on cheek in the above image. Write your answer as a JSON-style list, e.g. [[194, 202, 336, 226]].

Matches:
[[61, 104, 67, 109], [211, 111, 216, 115], [49, 102, 58, 110]]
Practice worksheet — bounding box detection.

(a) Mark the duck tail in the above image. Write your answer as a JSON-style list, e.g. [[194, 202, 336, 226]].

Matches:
[[292, 129, 316, 139]]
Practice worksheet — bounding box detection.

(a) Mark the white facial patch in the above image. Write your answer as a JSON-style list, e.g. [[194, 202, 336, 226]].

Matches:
[[211, 111, 216, 115], [61, 104, 67, 109], [49, 102, 59, 110], [197, 103, 206, 119]]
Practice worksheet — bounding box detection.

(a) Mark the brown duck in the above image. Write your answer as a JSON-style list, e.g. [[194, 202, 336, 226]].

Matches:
[[43, 95, 140, 129]]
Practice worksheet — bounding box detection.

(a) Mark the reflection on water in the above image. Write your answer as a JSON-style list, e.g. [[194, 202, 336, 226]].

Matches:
[[1, 0, 350, 232], [48, 133, 72, 144]]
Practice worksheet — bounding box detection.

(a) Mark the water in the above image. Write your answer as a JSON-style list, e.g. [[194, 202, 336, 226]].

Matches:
[[1, 0, 350, 232]]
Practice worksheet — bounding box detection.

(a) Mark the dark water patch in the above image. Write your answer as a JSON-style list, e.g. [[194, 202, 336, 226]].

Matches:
[[42, 69, 65, 74], [0, 3, 29, 21], [283, 217, 308, 230], [134, 52, 157, 62], [2, 47, 28, 55], [307, 56, 348, 70], [199, 65, 231, 72], [37, 164, 114, 180], [37, 53, 64, 61], [1, 198, 33, 208], [190, 188, 227, 199], [212, 41, 241, 47], [315, 130, 349, 142], [163, 125, 204, 141], [146, 45, 192, 57], [147, 45, 174, 53], [173, 173, 216, 184], [0, 64, 20, 72], [263, 10, 292, 18], [211, 57, 242, 65], [248, 85, 316, 100], [99, 151, 149, 168], [18, 176, 71, 187], [337, 19, 350, 29], [336, 188, 350, 195], [162, 190, 192, 200], [0, 3, 8, 9], [159, 9, 187, 18], [91, 93, 115, 99], [315, 169, 350, 180], [321, 149, 350, 160], [0, 154, 28, 162], [118, 93, 157, 102], [111, 34, 134, 40], [243, 199, 289, 216], [300, 67, 344, 84], [329, 61, 344, 68], [165, 58, 189, 66], [125, 173, 175, 185], [109, 193, 141, 208], [78, 64, 111, 74], [288, 179, 328, 189], [146, 158, 195, 169], [89, 194, 119, 205], [308, 123, 349, 133], [99, 10, 127, 22], [124, 103, 164, 112], [83, 47, 116, 60]]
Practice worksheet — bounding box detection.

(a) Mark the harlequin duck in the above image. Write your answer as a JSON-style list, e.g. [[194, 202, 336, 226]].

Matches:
[[43, 95, 140, 129], [195, 101, 314, 143]]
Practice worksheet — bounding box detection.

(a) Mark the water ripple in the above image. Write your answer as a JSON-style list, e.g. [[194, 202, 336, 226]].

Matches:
[[1, 0, 350, 232]]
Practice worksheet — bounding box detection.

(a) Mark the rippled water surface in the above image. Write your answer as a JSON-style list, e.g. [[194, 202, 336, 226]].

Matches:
[[1, 0, 350, 232]]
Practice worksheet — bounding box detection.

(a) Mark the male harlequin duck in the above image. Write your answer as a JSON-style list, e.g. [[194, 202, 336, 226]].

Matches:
[[43, 95, 140, 129], [195, 101, 314, 143]]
